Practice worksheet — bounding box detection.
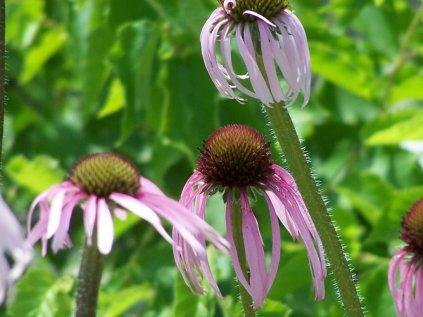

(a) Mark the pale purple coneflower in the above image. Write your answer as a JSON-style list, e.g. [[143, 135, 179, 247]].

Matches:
[[173, 125, 326, 309], [27, 153, 228, 257], [389, 198, 423, 317], [201, 0, 311, 107], [0, 196, 32, 303]]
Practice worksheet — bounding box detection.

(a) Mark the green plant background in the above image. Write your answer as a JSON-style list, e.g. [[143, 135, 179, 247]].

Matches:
[[1, 0, 423, 316]]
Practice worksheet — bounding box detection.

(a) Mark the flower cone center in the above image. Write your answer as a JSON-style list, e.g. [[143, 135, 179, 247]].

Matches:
[[401, 199, 423, 256], [219, 0, 287, 21], [70, 153, 140, 197], [198, 125, 273, 187]]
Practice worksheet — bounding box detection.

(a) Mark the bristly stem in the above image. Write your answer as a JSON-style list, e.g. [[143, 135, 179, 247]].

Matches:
[[265, 104, 364, 317], [230, 192, 256, 317], [0, 0, 5, 168], [76, 236, 104, 317]]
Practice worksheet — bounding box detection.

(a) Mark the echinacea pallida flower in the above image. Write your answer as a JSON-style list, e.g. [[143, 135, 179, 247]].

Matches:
[[201, 0, 310, 106], [27, 153, 227, 257], [173, 125, 326, 309], [389, 198, 423, 317], [0, 196, 32, 303]]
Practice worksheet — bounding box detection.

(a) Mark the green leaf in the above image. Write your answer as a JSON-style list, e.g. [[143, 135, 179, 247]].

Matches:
[[260, 300, 292, 317], [364, 107, 423, 145], [334, 172, 395, 226], [360, 262, 396, 316], [97, 78, 126, 119], [353, 4, 398, 57], [309, 41, 375, 99], [389, 76, 423, 105], [19, 27, 68, 83], [173, 273, 199, 317], [99, 284, 154, 317], [113, 21, 160, 144], [5, 155, 66, 194], [8, 261, 74, 317]]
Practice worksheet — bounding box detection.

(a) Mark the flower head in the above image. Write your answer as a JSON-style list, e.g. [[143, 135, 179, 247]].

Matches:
[[27, 153, 227, 257], [389, 198, 423, 317], [173, 125, 326, 309], [201, 0, 310, 106], [0, 196, 32, 303]]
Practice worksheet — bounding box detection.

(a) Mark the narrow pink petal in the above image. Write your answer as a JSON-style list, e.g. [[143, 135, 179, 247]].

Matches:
[[388, 250, 406, 311], [200, 10, 241, 101], [142, 194, 228, 253], [110, 193, 173, 245], [268, 181, 326, 299], [264, 193, 281, 294], [114, 208, 127, 221], [280, 11, 311, 106], [51, 194, 81, 252], [240, 191, 267, 309], [84, 196, 97, 245], [263, 189, 298, 238], [416, 267, 423, 312], [236, 24, 274, 105], [225, 190, 252, 295], [243, 10, 276, 27], [172, 229, 204, 295], [403, 260, 416, 317], [96, 198, 114, 255], [220, 24, 256, 99], [140, 176, 165, 196], [46, 189, 67, 238], [27, 182, 74, 232], [257, 21, 285, 102]]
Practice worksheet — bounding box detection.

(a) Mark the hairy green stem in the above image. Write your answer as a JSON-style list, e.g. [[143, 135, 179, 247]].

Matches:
[[76, 237, 104, 317], [230, 193, 256, 317], [265, 104, 364, 317]]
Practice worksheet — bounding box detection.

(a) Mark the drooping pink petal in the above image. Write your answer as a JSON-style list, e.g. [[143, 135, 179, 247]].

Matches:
[[236, 24, 273, 105], [96, 198, 114, 255], [264, 193, 281, 295], [262, 189, 298, 238], [416, 266, 423, 312], [110, 193, 173, 245], [0, 197, 33, 303], [240, 190, 267, 308], [243, 10, 276, 28], [51, 193, 84, 252], [388, 250, 407, 315], [142, 193, 228, 253], [84, 196, 97, 245], [220, 24, 256, 99], [46, 189, 66, 238], [114, 208, 127, 221], [140, 176, 165, 196], [266, 177, 326, 299], [257, 21, 285, 102], [225, 190, 252, 295]]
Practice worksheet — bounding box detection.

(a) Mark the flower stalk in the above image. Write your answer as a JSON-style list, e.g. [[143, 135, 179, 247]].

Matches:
[[230, 191, 256, 317], [265, 104, 364, 317], [76, 234, 104, 317]]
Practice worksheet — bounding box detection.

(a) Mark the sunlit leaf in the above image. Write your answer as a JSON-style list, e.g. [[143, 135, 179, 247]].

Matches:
[[19, 27, 68, 84], [8, 261, 74, 317], [364, 108, 423, 145], [99, 284, 154, 317], [97, 78, 126, 119], [5, 155, 66, 194]]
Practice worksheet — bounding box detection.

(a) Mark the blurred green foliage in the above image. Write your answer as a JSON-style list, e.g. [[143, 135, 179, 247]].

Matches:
[[1, 0, 423, 316]]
